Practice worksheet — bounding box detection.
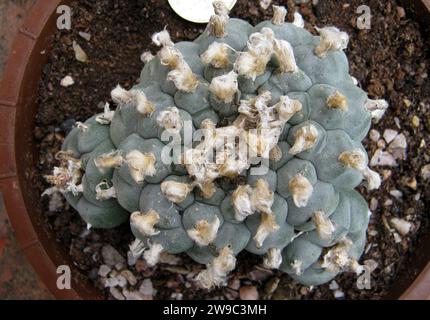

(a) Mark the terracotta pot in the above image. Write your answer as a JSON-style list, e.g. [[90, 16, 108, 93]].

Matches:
[[0, 0, 429, 300]]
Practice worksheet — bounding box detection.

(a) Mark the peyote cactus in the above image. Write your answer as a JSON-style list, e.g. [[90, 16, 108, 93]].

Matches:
[[45, 3, 389, 289]]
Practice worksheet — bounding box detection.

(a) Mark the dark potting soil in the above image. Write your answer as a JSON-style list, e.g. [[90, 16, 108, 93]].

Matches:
[[34, 0, 430, 300]]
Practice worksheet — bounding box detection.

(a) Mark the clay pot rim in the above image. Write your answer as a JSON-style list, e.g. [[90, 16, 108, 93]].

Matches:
[[0, 0, 429, 300]]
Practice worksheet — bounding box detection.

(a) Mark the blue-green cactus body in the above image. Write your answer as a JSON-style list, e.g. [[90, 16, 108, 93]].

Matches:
[[55, 10, 378, 288]]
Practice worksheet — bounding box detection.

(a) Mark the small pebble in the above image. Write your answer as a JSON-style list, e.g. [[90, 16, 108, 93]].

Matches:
[[383, 129, 398, 144], [171, 293, 183, 300], [98, 264, 111, 278], [259, 0, 272, 10], [60, 75, 75, 87], [101, 245, 126, 267], [135, 259, 150, 274], [159, 252, 182, 265], [329, 280, 339, 290], [389, 190, 403, 199], [377, 139, 386, 149], [248, 267, 273, 282], [122, 289, 147, 300], [369, 129, 380, 142], [239, 286, 259, 300], [127, 251, 138, 266], [120, 269, 137, 286], [48, 192, 64, 211], [389, 133, 407, 150], [396, 6, 406, 18], [116, 275, 128, 288], [228, 279, 241, 291], [394, 117, 401, 129], [109, 287, 125, 300], [390, 218, 412, 236], [404, 177, 417, 190], [78, 31, 91, 41], [368, 230, 378, 237], [264, 277, 280, 296], [412, 116, 420, 128], [104, 277, 119, 288], [382, 169, 392, 180], [403, 98, 412, 107], [114, 262, 125, 271], [393, 232, 402, 244], [139, 279, 154, 297], [421, 164, 430, 180], [72, 40, 88, 63], [370, 198, 378, 211], [334, 290, 345, 299], [364, 259, 379, 272], [370, 149, 397, 167]]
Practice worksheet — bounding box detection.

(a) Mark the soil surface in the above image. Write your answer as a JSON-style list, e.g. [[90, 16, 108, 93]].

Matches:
[[34, 0, 430, 300], [0, 0, 53, 300]]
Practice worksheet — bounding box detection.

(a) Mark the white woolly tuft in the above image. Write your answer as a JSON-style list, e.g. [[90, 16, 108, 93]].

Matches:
[[95, 181, 117, 201], [125, 151, 156, 184], [209, 70, 238, 103], [151, 29, 173, 47], [339, 149, 381, 190], [293, 12, 305, 28], [196, 246, 236, 289], [161, 180, 193, 204], [234, 28, 275, 80], [141, 51, 155, 64], [272, 5, 287, 26], [167, 60, 199, 93], [263, 248, 283, 269], [130, 210, 160, 237], [288, 174, 314, 208], [94, 150, 124, 172], [313, 211, 336, 240], [44, 159, 83, 196], [111, 85, 133, 105], [314, 26, 349, 58], [291, 260, 303, 275], [232, 185, 254, 222], [234, 52, 259, 81], [201, 42, 231, 69], [129, 238, 146, 259], [254, 212, 280, 248], [289, 124, 319, 155], [157, 107, 183, 134], [275, 96, 303, 123], [143, 243, 164, 267], [133, 90, 155, 117], [273, 39, 299, 74], [365, 99, 389, 123], [187, 216, 221, 247], [96, 103, 115, 125]]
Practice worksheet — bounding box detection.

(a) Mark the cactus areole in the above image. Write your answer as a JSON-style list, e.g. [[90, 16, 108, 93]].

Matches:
[[45, 3, 388, 289]]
